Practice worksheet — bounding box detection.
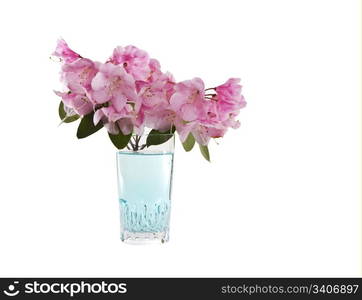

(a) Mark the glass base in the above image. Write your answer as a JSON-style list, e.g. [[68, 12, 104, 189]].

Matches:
[[121, 231, 169, 244]]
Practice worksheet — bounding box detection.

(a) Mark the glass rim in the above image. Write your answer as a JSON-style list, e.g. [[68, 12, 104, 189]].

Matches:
[[130, 132, 175, 137]]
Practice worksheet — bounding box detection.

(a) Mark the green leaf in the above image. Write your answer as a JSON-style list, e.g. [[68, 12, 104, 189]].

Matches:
[[182, 133, 195, 152], [58, 102, 80, 123], [199, 144, 210, 162], [76, 112, 103, 139], [108, 131, 132, 150], [146, 127, 175, 147], [58, 102, 66, 120], [63, 114, 80, 123]]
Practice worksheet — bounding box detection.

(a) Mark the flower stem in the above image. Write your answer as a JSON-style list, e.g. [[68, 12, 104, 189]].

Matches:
[[135, 135, 140, 150]]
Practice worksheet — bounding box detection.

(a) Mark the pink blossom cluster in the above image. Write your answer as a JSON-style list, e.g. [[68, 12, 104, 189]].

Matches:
[[53, 39, 246, 146]]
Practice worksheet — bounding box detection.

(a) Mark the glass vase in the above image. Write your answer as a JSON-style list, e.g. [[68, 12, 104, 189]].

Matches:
[[116, 133, 175, 244]]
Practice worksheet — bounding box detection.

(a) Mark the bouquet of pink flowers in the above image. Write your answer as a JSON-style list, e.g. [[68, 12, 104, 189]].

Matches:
[[53, 39, 246, 161]]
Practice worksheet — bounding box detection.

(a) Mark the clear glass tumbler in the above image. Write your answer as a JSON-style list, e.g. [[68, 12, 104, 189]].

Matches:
[[116, 133, 175, 244]]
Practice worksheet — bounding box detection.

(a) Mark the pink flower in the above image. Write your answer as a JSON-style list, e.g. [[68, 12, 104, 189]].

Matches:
[[54, 91, 93, 116], [109, 45, 151, 81], [169, 78, 247, 145], [90, 63, 142, 134], [137, 72, 176, 132], [138, 72, 175, 107], [147, 58, 164, 83], [94, 104, 133, 123], [93, 107, 134, 135], [117, 118, 134, 135], [61, 58, 98, 94], [144, 105, 176, 133], [170, 78, 206, 122], [222, 115, 241, 129], [215, 78, 246, 118], [53, 39, 98, 100], [169, 77, 220, 145], [173, 120, 211, 145], [53, 39, 81, 63], [90, 62, 139, 108]]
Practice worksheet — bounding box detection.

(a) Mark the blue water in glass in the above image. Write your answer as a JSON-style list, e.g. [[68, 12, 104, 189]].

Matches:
[[116, 152, 174, 242]]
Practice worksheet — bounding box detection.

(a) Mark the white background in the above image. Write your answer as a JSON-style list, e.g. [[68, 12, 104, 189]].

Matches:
[[0, 0, 360, 277]]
